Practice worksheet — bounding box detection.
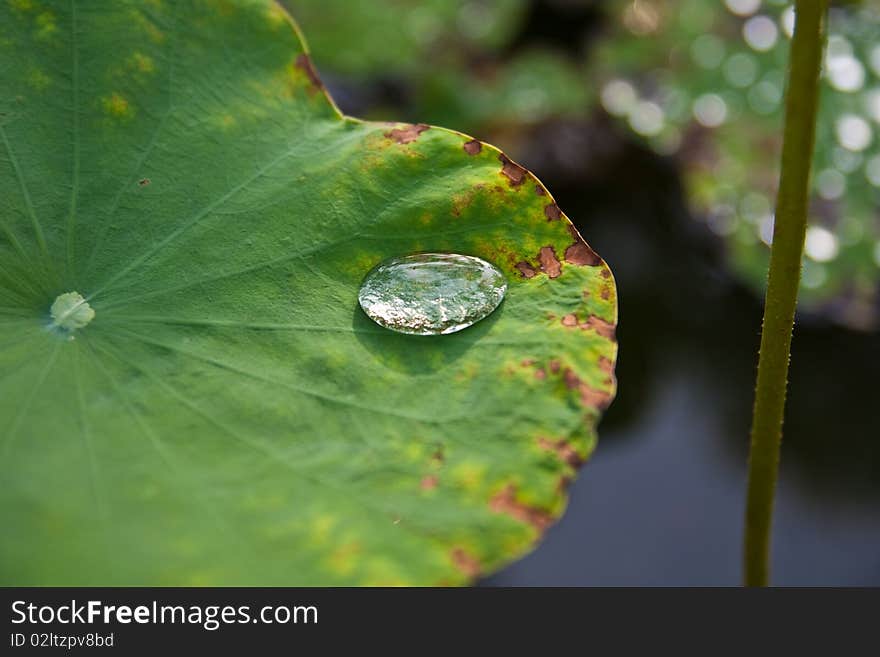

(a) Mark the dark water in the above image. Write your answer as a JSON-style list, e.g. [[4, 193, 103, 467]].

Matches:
[[321, 0, 880, 585]]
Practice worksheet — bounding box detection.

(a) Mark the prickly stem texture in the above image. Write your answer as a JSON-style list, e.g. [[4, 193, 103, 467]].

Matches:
[[744, 0, 828, 587]]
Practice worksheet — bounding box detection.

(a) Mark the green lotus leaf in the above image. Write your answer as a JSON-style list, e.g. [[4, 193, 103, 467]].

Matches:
[[0, 0, 617, 585]]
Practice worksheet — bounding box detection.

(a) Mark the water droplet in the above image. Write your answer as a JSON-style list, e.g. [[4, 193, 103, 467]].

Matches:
[[358, 253, 507, 335], [50, 291, 95, 331]]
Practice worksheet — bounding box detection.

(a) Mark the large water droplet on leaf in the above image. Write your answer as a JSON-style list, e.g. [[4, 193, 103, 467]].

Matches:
[[358, 253, 507, 335]]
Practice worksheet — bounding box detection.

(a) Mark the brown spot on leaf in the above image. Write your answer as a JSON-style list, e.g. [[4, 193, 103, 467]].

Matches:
[[421, 475, 438, 491], [564, 224, 601, 265], [295, 53, 323, 93], [579, 384, 614, 409], [599, 356, 614, 374], [385, 123, 430, 144], [451, 548, 481, 579], [499, 153, 527, 186], [580, 315, 616, 340], [562, 368, 613, 410], [564, 241, 601, 266], [544, 203, 562, 221], [538, 246, 561, 278], [463, 139, 482, 155], [601, 286, 611, 300], [601, 268, 611, 279], [535, 368, 546, 380], [521, 358, 536, 367], [515, 261, 537, 278], [535, 185, 546, 196], [138, 178, 150, 186], [561, 313, 578, 327], [549, 360, 561, 374], [537, 437, 584, 468], [489, 484, 553, 532]]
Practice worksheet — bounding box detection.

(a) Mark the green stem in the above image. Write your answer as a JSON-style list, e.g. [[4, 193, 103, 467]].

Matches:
[[743, 0, 828, 587]]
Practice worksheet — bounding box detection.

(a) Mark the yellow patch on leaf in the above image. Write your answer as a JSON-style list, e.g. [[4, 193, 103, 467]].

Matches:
[[128, 52, 155, 74], [102, 92, 134, 120], [27, 67, 50, 91]]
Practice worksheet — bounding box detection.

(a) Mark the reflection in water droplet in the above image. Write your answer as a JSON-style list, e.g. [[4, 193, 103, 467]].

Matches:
[[358, 253, 507, 335]]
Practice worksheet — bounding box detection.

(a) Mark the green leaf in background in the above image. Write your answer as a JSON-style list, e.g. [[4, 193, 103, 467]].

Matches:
[[595, 0, 880, 328], [287, 0, 590, 133], [286, 0, 526, 77], [0, 0, 616, 584]]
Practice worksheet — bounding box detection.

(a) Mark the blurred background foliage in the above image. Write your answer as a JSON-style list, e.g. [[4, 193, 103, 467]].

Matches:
[[290, 0, 880, 330]]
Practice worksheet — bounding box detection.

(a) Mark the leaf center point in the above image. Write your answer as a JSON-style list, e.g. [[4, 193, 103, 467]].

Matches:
[[49, 291, 95, 332]]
